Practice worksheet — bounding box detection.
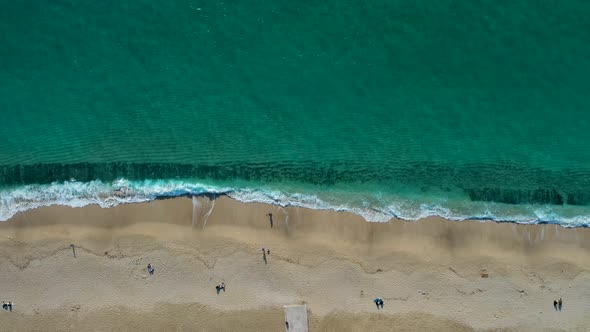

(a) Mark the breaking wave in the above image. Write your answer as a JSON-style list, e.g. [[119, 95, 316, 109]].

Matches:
[[1, 178, 590, 227]]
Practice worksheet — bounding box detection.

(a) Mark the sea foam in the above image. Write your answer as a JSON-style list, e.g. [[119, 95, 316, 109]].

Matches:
[[1, 179, 589, 227], [0, 179, 229, 221]]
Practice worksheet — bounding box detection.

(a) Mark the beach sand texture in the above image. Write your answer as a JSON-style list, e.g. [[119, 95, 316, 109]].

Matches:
[[1, 196, 589, 331]]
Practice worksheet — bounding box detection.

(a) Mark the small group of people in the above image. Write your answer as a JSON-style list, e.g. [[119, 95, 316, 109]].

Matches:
[[215, 282, 226, 295], [2, 301, 13, 311], [147, 263, 155, 275], [553, 298, 563, 311], [373, 298, 384, 309]]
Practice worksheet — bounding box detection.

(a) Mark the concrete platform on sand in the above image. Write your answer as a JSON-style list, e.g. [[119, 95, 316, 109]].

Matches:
[[284, 304, 308, 332]]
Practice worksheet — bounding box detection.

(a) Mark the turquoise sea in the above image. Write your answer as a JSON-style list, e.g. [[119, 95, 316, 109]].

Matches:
[[1, 1, 590, 225]]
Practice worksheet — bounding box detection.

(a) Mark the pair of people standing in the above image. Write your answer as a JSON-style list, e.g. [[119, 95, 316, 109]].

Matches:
[[553, 298, 563, 311], [216, 282, 226, 294], [2, 301, 13, 311], [374, 298, 384, 309]]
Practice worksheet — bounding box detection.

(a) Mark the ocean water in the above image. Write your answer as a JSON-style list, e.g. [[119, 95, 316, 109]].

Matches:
[[1, 1, 590, 226]]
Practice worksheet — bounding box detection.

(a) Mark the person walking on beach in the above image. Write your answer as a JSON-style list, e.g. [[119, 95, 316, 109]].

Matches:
[[558, 298, 563, 311], [147, 263, 154, 275], [553, 299, 558, 311], [266, 213, 273, 228]]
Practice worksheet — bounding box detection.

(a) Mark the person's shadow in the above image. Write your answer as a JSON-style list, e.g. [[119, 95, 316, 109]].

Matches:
[[263, 252, 267, 265], [267, 213, 273, 228]]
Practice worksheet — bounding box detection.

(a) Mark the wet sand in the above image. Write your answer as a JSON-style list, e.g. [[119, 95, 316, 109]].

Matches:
[[1, 196, 589, 331]]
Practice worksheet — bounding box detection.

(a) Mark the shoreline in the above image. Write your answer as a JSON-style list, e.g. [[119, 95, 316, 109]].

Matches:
[[4, 180, 590, 227], [1, 197, 589, 331]]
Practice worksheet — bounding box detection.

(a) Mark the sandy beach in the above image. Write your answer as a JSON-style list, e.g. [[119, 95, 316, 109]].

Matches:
[[1, 196, 589, 331]]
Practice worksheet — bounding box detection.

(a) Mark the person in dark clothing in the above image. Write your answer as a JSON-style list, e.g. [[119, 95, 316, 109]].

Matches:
[[553, 299, 558, 310], [262, 248, 267, 264], [558, 298, 563, 311]]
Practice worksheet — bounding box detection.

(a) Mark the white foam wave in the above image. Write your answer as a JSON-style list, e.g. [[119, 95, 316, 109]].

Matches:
[[1, 179, 590, 227], [226, 188, 394, 222], [225, 188, 590, 227], [0, 179, 230, 221]]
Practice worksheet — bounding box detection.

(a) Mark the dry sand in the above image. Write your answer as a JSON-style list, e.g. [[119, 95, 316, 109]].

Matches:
[[0, 196, 589, 331]]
